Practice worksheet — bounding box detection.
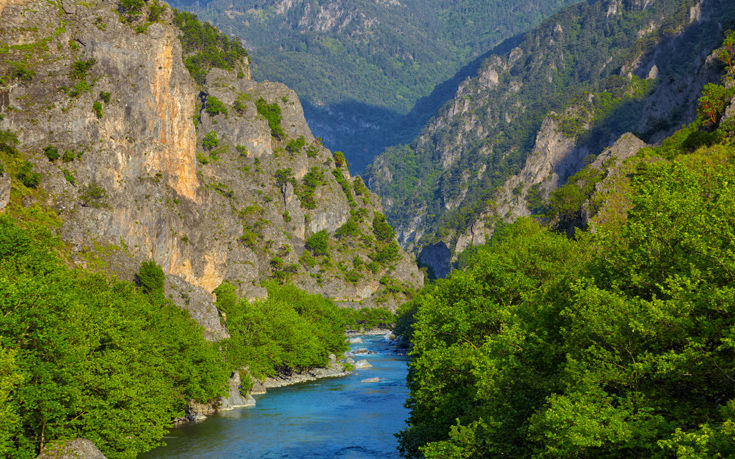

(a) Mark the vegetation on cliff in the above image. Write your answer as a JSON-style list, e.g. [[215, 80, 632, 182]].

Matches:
[[397, 45, 735, 457]]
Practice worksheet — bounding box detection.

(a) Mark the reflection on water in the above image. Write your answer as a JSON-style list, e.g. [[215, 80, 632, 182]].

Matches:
[[142, 335, 409, 458]]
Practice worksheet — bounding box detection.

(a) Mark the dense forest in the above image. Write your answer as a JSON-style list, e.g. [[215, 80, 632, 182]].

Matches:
[[395, 36, 735, 456]]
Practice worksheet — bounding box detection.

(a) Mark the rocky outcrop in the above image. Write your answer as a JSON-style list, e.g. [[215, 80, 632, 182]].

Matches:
[[0, 0, 421, 341], [219, 370, 256, 410], [37, 438, 106, 459], [0, 168, 9, 213], [261, 354, 350, 388]]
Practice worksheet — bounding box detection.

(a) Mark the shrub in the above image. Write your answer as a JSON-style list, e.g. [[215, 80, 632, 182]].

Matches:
[[236, 145, 248, 157], [136, 260, 165, 297], [8, 61, 34, 82], [119, 0, 144, 21], [305, 230, 329, 257], [70, 59, 96, 80], [202, 131, 219, 150], [43, 146, 59, 161], [147, 0, 166, 22], [99, 91, 111, 103], [16, 161, 41, 188], [372, 213, 395, 242], [335, 218, 359, 239], [79, 182, 107, 207], [306, 145, 319, 158], [333, 151, 347, 168], [286, 136, 305, 154], [205, 95, 228, 117], [275, 168, 296, 187], [62, 169, 75, 185], [370, 240, 400, 265], [93, 101, 103, 119], [62, 150, 75, 162], [0, 130, 19, 156], [255, 97, 284, 138], [68, 80, 90, 97]]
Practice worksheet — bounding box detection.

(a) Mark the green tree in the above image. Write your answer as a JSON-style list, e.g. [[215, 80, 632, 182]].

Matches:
[[136, 260, 165, 297]]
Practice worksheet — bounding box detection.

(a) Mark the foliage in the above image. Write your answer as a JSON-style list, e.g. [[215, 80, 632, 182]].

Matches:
[[344, 307, 395, 330], [372, 212, 395, 242], [43, 146, 59, 162], [297, 167, 326, 209], [172, 9, 248, 85], [119, 0, 144, 21], [698, 83, 734, 125], [8, 61, 34, 82], [204, 95, 228, 117], [332, 168, 355, 207], [0, 218, 229, 458], [16, 161, 40, 188], [70, 59, 96, 80], [93, 101, 103, 119], [399, 130, 735, 456], [286, 136, 305, 154], [305, 230, 329, 257], [0, 130, 18, 156], [333, 151, 347, 168], [255, 97, 284, 139], [136, 260, 165, 297], [79, 182, 107, 208], [62, 150, 75, 163], [218, 282, 349, 380], [202, 130, 218, 150], [717, 30, 735, 76]]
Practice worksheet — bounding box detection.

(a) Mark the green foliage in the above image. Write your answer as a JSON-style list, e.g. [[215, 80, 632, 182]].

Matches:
[[698, 83, 734, 125], [79, 182, 107, 208], [717, 30, 735, 76], [274, 168, 295, 187], [202, 130, 219, 150], [400, 136, 735, 457], [136, 260, 165, 297], [297, 167, 326, 209], [0, 130, 18, 156], [99, 91, 111, 104], [220, 282, 349, 380], [43, 146, 59, 162], [70, 58, 96, 80], [8, 61, 34, 82], [332, 168, 355, 208], [236, 144, 248, 156], [369, 240, 401, 265], [62, 150, 75, 162], [0, 218, 229, 458], [147, 0, 166, 22], [68, 80, 90, 98], [305, 230, 329, 257], [93, 101, 103, 119], [344, 307, 396, 330], [119, 0, 145, 21], [204, 95, 228, 117], [372, 212, 395, 242], [62, 169, 75, 185], [286, 136, 305, 154], [547, 165, 604, 234], [335, 216, 360, 239], [16, 161, 40, 188], [333, 151, 347, 168], [173, 9, 248, 85], [255, 97, 284, 139]]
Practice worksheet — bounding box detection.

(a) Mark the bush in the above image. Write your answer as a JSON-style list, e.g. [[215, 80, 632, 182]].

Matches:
[[119, 0, 144, 21], [202, 131, 219, 150], [0, 130, 19, 156], [147, 0, 165, 22], [70, 59, 96, 80], [68, 80, 90, 98], [99, 91, 111, 103], [236, 145, 248, 156], [372, 213, 395, 242], [16, 161, 41, 188], [62, 150, 75, 162], [205, 95, 228, 117], [333, 151, 347, 168], [79, 182, 107, 207], [286, 136, 305, 154], [93, 101, 103, 119], [8, 61, 34, 82], [62, 169, 75, 185], [136, 260, 165, 297], [305, 230, 329, 257], [43, 146, 59, 161], [255, 97, 284, 138]]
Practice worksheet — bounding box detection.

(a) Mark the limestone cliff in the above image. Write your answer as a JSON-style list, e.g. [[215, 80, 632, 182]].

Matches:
[[0, 0, 422, 340]]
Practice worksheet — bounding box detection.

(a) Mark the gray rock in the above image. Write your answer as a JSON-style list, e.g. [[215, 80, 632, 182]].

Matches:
[[0, 168, 9, 213], [361, 377, 380, 383], [354, 359, 372, 369], [219, 370, 256, 410], [37, 438, 106, 459]]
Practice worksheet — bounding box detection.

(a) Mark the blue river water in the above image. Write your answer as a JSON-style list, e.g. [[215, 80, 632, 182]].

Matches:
[[142, 334, 409, 458]]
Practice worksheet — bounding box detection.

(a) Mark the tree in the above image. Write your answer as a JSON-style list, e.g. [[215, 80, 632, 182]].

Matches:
[[136, 260, 165, 297], [305, 230, 329, 257], [698, 83, 732, 125]]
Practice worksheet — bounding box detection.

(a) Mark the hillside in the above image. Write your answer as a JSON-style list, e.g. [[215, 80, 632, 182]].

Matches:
[[367, 0, 735, 273], [166, 0, 580, 171], [396, 41, 735, 455]]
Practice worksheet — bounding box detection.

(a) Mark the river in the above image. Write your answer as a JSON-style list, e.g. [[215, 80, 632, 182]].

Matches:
[[142, 334, 409, 458]]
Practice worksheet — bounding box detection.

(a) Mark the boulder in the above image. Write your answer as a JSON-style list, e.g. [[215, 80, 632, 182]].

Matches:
[[355, 359, 372, 369], [361, 377, 380, 383], [37, 438, 106, 459]]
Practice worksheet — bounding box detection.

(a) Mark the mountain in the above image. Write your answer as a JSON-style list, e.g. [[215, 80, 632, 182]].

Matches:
[[164, 0, 581, 172], [366, 0, 735, 276], [0, 0, 421, 320]]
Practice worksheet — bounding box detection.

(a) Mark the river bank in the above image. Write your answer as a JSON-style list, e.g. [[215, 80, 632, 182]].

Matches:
[[144, 334, 409, 458]]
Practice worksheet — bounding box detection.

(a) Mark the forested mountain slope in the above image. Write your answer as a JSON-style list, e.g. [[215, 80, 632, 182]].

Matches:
[[396, 36, 735, 456], [367, 0, 735, 272], [165, 0, 579, 171]]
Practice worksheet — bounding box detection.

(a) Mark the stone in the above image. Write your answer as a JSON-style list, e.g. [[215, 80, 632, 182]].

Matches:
[[38, 438, 106, 459], [349, 337, 363, 344], [361, 377, 380, 383], [354, 359, 372, 369], [219, 371, 256, 410], [0, 169, 9, 213]]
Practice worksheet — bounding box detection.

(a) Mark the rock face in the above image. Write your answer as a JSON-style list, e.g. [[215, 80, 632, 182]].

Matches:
[[367, 0, 734, 264], [0, 0, 422, 342], [219, 370, 256, 410], [37, 438, 106, 459]]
